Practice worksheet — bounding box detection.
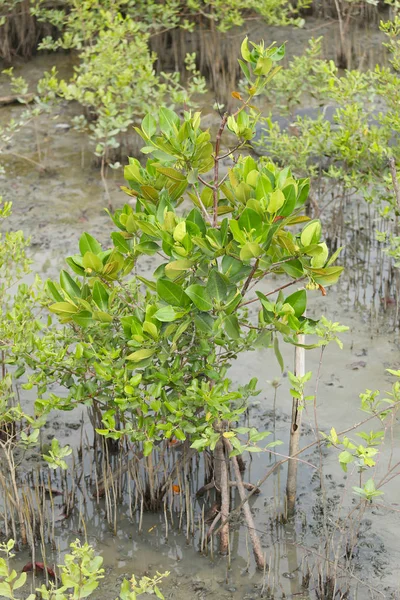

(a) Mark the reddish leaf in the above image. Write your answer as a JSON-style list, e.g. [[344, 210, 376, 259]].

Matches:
[[22, 562, 56, 579]]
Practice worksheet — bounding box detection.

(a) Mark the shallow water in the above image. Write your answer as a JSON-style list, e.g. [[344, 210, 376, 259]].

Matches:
[[1, 19, 400, 600]]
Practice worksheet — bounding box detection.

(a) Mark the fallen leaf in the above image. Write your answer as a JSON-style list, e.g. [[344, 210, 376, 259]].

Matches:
[[22, 562, 55, 579]]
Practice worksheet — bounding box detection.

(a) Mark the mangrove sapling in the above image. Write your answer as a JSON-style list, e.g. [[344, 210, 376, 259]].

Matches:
[[0, 538, 169, 600], [43, 38, 343, 568], [0, 67, 60, 173]]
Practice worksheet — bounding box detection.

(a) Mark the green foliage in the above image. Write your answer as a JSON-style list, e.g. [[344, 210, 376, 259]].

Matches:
[[323, 369, 400, 501], [0, 538, 168, 600], [43, 40, 342, 457], [256, 27, 400, 216]]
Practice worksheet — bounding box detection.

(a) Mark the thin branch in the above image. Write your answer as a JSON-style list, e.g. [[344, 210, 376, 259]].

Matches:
[[217, 142, 244, 161], [198, 175, 215, 190], [239, 276, 306, 308], [213, 113, 228, 227], [241, 259, 259, 297]]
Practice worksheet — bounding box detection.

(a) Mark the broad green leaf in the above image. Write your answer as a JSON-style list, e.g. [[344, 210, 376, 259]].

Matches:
[[143, 440, 153, 456], [229, 219, 247, 245], [93, 281, 109, 311], [126, 348, 155, 362], [154, 306, 179, 322], [79, 232, 102, 256], [142, 113, 157, 138], [311, 266, 344, 286], [300, 220, 321, 247], [285, 289, 306, 317], [159, 107, 180, 135], [267, 189, 285, 213], [60, 270, 80, 300], [195, 312, 214, 333], [238, 208, 262, 235], [255, 173, 273, 200], [165, 259, 193, 279], [49, 301, 78, 315], [185, 284, 213, 311], [46, 280, 64, 302], [157, 278, 191, 307], [187, 208, 206, 235], [66, 256, 85, 276], [111, 231, 130, 253], [82, 251, 103, 273], [207, 269, 228, 303], [282, 259, 304, 278], [93, 310, 113, 323], [155, 166, 186, 182], [240, 242, 263, 261], [224, 314, 240, 339], [311, 243, 329, 268], [72, 311, 95, 327]]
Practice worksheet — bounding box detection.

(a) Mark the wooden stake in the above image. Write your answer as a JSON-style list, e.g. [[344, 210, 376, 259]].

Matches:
[[286, 334, 305, 518]]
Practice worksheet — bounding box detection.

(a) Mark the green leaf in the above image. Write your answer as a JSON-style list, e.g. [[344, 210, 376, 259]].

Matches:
[[143, 440, 153, 456], [111, 231, 130, 253], [159, 107, 180, 135], [241, 36, 251, 61], [155, 166, 186, 182], [311, 266, 344, 287], [82, 251, 103, 273], [267, 189, 285, 213], [224, 314, 240, 339], [238, 208, 262, 235], [301, 220, 322, 246], [72, 311, 95, 327], [195, 312, 214, 333], [240, 242, 263, 261], [60, 270, 81, 300], [206, 269, 228, 303], [154, 306, 179, 322], [165, 259, 193, 279], [142, 113, 157, 138], [339, 450, 353, 472], [79, 232, 102, 256], [157, 278, 191, 307], [49, 301, 78, 316], [187, 208, 206, 235], [46, 280, 64, 302], [66, 256, 85, 276], [185, 284, 213, 311], [93, 281, 109, 311], [230, 219, 247, 245], [126, 348, 155, 362], [282, 259, 304, 278], [274, 336, 284, 372], [93, 310, 113, 323], [285, 289, 306, 317]]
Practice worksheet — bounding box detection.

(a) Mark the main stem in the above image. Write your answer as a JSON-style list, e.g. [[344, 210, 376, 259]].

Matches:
[[215, 438, 229, 555], [224, 439, 266, 571]]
